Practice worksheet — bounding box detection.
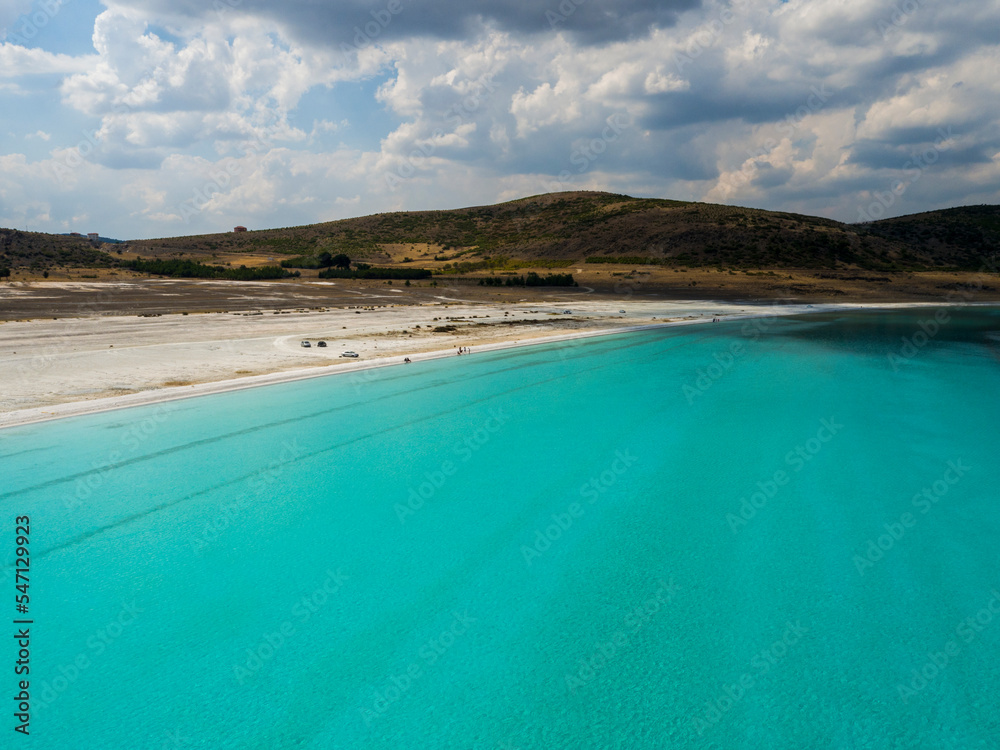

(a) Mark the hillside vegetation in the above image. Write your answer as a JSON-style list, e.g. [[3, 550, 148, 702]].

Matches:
[[861, 205, 1000, 268], [0, 229, 121, 273], [123, 258, 298, 280], [127, 192, 999, 272], [2, 193, 998, 275]]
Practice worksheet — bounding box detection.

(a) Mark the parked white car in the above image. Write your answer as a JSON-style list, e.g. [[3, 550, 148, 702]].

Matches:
[[300, 340, 311, 348], [340, 351, 359, 358]]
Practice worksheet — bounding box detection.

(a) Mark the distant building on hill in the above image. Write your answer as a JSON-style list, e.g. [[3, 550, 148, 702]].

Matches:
[[234, 226, 247, 232], [70, 232, 82, 237], [87, 233, 100, 242]]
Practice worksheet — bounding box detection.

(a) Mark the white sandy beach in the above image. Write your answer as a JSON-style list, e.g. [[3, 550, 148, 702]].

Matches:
[[0, 297, 932, 429]]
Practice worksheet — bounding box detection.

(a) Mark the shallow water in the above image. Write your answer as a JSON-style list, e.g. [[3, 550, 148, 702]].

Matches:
[[3, 307, 1000, 748]]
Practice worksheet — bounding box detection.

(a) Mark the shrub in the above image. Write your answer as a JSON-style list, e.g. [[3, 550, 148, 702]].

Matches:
[[318, 267, 432, 280], [280, 255, 323, 269], [585, 256, 662, 265], [125, 259, 297, 280], [479, 272, 576, 287]]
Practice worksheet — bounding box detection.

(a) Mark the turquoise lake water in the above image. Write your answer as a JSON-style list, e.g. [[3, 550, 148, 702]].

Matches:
[[3, 307, 1000, 749]]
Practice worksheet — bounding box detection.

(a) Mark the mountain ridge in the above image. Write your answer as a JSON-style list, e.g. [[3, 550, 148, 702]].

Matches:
[[2, 192, 999, 274]]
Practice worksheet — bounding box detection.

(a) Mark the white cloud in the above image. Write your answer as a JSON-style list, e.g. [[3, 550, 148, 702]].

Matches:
[[2, 0, 1000, 238], [644, 67, 688, 94], [0, 42, 95, 76], [57, 6, 362, 166], [511, 82, 580, 136], [859, 49, 1000, 140]]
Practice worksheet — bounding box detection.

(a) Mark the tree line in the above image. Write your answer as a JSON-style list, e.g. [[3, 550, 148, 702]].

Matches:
[[124, 259, 299, 280], [479, 272, 577, 287]]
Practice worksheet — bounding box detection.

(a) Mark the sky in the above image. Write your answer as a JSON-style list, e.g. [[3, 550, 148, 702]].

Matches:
[[1, 0, 999, 240]]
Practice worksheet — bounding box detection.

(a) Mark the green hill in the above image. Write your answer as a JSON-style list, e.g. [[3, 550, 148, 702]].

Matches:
[[861, 205, 1000, 269], [129, 192, 997, 272], [0, 229, 120, 273], [3, 193, 998, 274]]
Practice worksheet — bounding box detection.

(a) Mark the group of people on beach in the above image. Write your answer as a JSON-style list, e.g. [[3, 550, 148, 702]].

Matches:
[[402, 347, 469, 363]]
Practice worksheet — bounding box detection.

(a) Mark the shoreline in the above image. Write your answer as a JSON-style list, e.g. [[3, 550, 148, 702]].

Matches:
[[0, 323, 665, 429], [0, 300, 972, 430]]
